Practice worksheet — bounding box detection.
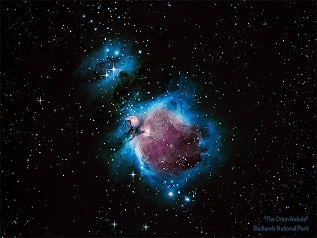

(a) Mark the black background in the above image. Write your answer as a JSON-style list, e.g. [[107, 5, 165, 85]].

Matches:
[[1, 1, 316, 237]]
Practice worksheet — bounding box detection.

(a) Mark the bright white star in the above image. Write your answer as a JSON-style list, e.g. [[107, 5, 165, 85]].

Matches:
[[37, 96, 44, 105], [100, 61, 118, 80], [130, 171, 137, 178], [143, 224, 149, 230], [111, 221, 118, 228]]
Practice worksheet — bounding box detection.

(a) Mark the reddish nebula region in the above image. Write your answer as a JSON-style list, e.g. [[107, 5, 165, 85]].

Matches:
[[135, 108, 202, 173]]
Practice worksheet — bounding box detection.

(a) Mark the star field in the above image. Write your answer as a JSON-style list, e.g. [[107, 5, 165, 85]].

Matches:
[[1, 1, 316, 237]]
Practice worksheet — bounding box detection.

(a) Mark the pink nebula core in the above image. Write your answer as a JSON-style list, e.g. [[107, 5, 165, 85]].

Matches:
[[133, 108, 202, 173]]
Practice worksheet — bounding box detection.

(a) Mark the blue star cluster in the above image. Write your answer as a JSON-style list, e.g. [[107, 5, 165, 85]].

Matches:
[[76, 39, 142, 97]]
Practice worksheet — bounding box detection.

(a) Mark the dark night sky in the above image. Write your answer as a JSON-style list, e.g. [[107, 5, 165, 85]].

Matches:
[[1, 1, 316, 237]]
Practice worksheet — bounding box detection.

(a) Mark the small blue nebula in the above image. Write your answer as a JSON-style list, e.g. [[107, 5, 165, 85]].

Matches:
[[75, 39, 141, 96], [107, 79, 224, 199]]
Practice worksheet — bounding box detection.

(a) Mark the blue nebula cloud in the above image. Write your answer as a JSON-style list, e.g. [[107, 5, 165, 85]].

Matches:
[[107, 79, 224, 201], [76, 37, 225, 204], [75, 39, 142, 96]]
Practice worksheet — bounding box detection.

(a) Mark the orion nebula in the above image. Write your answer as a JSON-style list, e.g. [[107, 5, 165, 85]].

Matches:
[[108, 78, 223, 201], [76, 38, 224, 202]]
